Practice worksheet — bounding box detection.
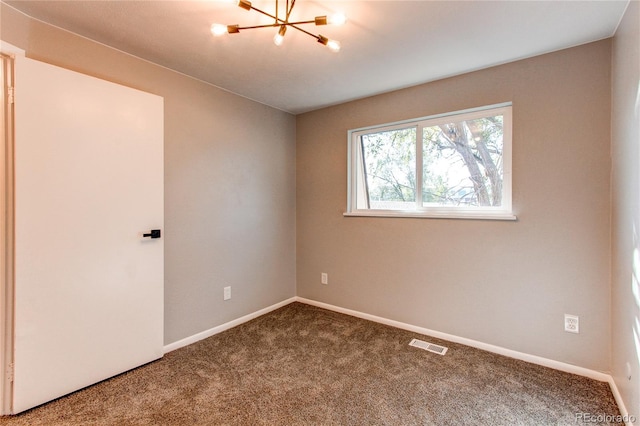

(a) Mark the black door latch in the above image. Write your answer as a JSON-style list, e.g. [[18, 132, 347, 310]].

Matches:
[[143, 229, 161, 239]]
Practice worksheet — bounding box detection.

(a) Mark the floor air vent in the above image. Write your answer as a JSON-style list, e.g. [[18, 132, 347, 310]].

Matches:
[[409, 338, 448, 355]]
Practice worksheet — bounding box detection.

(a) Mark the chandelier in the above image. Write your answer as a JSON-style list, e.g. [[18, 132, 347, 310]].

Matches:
[[211, 0, 346, 52]]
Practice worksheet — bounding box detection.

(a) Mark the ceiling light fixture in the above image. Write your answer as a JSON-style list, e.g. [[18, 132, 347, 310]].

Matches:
[[211, 0, 345, 52]]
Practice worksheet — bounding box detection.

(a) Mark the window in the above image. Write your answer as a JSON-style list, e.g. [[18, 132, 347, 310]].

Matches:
[[346, 103, 515, 220]]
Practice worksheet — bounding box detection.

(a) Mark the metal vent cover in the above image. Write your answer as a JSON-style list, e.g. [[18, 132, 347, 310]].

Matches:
[[409, 338, 448, 355]]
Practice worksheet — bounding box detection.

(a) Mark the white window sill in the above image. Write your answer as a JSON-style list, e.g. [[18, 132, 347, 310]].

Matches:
[[343, 210, 517, 221]]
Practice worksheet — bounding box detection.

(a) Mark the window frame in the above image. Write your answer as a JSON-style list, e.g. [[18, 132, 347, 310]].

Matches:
[[345, 103, 516, 220]]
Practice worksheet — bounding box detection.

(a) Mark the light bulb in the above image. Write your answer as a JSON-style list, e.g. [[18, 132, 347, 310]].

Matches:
[[211, 23, 228, 36], [317, 35, 340, 52], [273, 25, 287, 46], [328, 13, 346, 26], [327, 39, 341, 52]]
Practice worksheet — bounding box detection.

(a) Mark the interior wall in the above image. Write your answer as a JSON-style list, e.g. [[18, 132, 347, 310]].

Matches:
[[611, 0, 640, 419], [1, 3, 297, 345], [297, 40, 612, 372]]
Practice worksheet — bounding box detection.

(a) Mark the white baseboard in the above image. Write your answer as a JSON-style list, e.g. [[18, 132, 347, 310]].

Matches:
[[296, 297, 639, 421], [163, 296, 629, 423], [163, 297, 297, 353], [607, 376, 634, 426], [295, 297, 612, 382], [296, 298, 636, 421]]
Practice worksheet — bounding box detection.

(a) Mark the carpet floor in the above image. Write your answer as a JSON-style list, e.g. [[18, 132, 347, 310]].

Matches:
[[0, 302, 623, 425]]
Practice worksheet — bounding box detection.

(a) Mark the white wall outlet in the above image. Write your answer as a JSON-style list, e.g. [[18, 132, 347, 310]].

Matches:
[[564, 314, 579, 333], [223, 286, 231, 301], [321, 273, 328, 285]]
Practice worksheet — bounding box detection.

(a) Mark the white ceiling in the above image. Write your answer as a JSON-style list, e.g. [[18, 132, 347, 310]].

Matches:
[[3, 0, 630, 114]]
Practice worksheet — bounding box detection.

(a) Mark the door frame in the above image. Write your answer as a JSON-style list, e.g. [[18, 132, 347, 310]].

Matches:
[[0, 40, 22, 416]]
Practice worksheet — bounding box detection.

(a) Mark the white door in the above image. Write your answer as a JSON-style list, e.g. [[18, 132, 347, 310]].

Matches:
[[11, 56, 164, 413]]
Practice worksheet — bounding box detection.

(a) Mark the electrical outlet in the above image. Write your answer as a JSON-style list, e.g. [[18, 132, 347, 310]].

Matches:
[[564, 314, 579, 333], [321, 273, 328, 285], [223, 286, 231, 301]]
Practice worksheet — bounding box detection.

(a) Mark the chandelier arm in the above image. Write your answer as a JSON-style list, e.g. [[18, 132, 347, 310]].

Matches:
[[248, 5, 286, 25], [235, 20, 315, 31], [236, 23, 281, 31], [286, 0, 296, 21], [284, 20, 315, 25], [288, 23, 320, 40]]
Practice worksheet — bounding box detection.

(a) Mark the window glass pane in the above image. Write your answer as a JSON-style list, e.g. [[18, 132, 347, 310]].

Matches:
[[422, 114, 504, 207], [360, 127, 417, 210]]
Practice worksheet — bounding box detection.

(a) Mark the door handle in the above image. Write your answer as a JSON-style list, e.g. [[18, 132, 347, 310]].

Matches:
[[143, 229, 161, 239]]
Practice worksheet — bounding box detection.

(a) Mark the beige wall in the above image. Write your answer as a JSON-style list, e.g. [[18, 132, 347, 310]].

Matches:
[[297, 40, 612, 371], [611, 0, 640, 419], [1, 3, 297, 345]]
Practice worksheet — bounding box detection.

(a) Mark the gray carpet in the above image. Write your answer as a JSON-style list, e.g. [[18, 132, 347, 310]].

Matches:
[[0, 302, 623, 425]]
